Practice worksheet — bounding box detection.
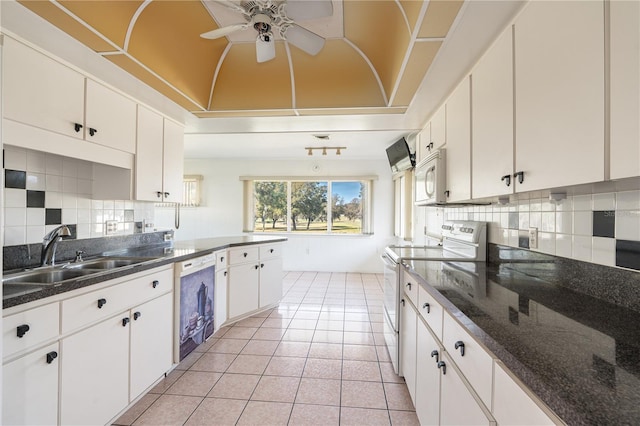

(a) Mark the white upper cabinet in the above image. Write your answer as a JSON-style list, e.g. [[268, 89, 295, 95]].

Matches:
[[416, 122, 431, 164], [445, 76, 471, 202], [431, 105, 446, 152], [135, 106, 184, 203], [85, 79, 136, 153], [472, 26, 514, 199], [610, 0, 640, 180], [3, 37, 85, 139], [514, 0, 605, 191]]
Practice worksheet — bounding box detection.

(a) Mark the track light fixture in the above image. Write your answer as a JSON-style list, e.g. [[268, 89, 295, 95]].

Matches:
[[304, 147, 346, 156]]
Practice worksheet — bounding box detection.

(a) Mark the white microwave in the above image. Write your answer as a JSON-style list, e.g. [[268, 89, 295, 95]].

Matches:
[[415, 148, 446, 205]]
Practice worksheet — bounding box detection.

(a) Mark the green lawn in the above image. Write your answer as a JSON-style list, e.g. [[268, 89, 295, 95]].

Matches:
[[254, 219, 362, 234]]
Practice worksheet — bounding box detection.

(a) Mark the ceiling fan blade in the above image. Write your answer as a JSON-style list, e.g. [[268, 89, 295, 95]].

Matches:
[[285, 0, 333, 21], [284, 24, 325, 56], [256, 37, 276, 63], [200, 23, 247, 40]]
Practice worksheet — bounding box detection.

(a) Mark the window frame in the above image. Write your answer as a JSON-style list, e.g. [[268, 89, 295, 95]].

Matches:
[[242, 176, 376, 235]]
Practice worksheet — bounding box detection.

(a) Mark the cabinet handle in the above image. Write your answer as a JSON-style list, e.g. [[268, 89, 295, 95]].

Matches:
[[97, 298, 107, 309], [422, 302, 430, 314], [156, 191, 163, 198], [444, 190, 450, 198], [437, 360, 447, 375], [430, 350, 439, 363], [260, 263, 265, 268], [164, 192, 170, 197], [88, 127, 97, 137], [74, 123, 83, 133], [400, 299, 405, 307], [243, 252, 248, 257], [122, 317, 130, 327], [427, 142, 434, 151], [134, 311, 142, 320], [224, 271, 227, 276], [406, 282, 412, 290], [454, 341, 465, 356], [152, 280, 159, 289], [46, 351, 58, 364], [17, 324, 30, 338], [501, 174, 511, 187], [269, 249, 274, 253], [220, 256, 225, 262], [514, 171, 524, 184], [254, 264, 259, 269]]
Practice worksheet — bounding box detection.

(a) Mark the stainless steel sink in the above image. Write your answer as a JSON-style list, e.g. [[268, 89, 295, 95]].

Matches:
[[3, 268, 98, 285], [67, 257, 153, 270]]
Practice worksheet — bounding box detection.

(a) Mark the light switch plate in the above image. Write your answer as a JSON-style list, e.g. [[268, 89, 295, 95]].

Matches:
[[105, 220, 118, 235], [528, 227, 538, 249]]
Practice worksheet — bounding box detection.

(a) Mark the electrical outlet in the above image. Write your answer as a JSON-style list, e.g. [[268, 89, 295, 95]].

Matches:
[[528, 227, 538, 249], [164, 232, 173, 242]]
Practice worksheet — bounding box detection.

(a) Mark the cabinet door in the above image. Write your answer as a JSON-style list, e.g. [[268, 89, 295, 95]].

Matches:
[[130, 293, 173, 399], [3, 343, 59, 426], [3, 302, 59, 359], [416, 122, 431, 164], [259, 257, 283, 308], [3, 37, 85, 139], [431, 105, 446, 151], [60, 315, 129, 425], [228, 263, 259, 319], [440, 353, 495, 425], [514, 0, 604, 191], [415, 319, 441, 425], [162, 118, 185, 204], [399, 298, 417, 402], [135, 105, 165, 202], [445, 76, 471, 202], [215, 268, 228, 330], [493, 362, 559, 425], [610, 0, 640, 179], [85, 79, 137, 153], [472, 26, 514, 198]]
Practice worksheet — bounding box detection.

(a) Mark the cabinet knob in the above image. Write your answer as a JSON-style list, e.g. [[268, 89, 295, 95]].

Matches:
[[437, 360, 447, 375], [122, 317, 130, 327], [514, 171, 525, 184], [97, 298, 107, 309], [501, 174, 511, 187], [254, 264, 259, 270], [260, 263, 265, 268], [156, 191, 163, 198], [46, 351, 58, 364], [88, 127, 98, 137], [422, 302, 430, 314], [243, 252, 248, 257], [17, 324, 30, 338], [406, 283, 412, 290], [224, 271, 227, 277], [133, 311, 142, 321], [430, 350, 439, 363], [427, 142, 434, 151], [74, 123, 83, 133], [454, 340, 465, 356], [269, 249, 274, 253], [164, 192, 170, 197], [400, 299, 405, 307], [444, 190, 450, 198], [152, 280, 159, 289], [220, 256, 225, 262]]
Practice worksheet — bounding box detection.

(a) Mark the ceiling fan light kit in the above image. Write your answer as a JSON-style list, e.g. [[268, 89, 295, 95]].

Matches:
[[305, 146, 346, 156], [201, 0, 333, 63]]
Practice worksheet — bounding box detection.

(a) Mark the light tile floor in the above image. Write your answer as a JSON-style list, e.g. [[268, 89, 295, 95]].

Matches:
[[114, 271, 418, 426]]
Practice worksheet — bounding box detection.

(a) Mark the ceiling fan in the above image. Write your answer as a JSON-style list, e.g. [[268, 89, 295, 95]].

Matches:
[[201, 0, 333, 63]]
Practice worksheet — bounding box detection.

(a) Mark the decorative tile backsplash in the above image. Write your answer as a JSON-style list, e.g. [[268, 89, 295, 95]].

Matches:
[[421, 191, 640, 271], [3, 146, 155, 246]]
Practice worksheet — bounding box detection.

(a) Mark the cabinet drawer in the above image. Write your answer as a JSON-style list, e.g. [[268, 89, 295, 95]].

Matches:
[[443, 311, 494, 407], [417, 285, 444, 340], [260, 243, 281, 259], [403, 272, 419, 307], [215, 250, 227, 269], [3, 303, 60, 359], [228, 246, 259, 265], [61, 267, 173, 334]]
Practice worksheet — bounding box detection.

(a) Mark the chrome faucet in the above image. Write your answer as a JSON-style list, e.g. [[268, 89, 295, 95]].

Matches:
[[41, 225, 71, 266]]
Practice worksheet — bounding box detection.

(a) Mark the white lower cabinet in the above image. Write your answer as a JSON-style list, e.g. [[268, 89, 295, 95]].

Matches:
[[3, 342, 59, 426], [215, 266, 228, 330], [259, 257, 283, 308], [228, 262, 260, 319], [60, 313, 130, 426], [130, 293, 173, 399], [415, 319, 441, 425], [400, 295, 417, 401]]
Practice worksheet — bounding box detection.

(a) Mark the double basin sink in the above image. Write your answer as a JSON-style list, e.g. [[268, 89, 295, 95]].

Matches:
[[3, 256, 154, 299]]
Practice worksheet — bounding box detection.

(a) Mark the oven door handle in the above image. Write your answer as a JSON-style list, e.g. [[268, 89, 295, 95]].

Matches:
[[381, 254, 397, 268]]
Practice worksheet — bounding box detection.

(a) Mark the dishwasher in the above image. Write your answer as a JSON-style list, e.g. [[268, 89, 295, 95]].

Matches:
[[174, 253, 216, 363]]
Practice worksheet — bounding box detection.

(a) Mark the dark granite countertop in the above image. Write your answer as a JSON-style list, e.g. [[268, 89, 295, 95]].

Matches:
[[404, 258, 640, 425], [3, 235, 286, 310]]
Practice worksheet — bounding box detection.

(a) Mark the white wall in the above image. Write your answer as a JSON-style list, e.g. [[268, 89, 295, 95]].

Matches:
[[155, 158, 397, 273]]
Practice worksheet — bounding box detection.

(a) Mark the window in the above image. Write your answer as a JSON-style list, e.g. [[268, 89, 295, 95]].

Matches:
[[243, 177, 375, 235], [182, 175, 203, 207]]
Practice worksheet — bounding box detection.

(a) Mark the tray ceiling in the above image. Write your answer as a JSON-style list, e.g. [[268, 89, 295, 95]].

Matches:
[[17, 0, 464, 118]]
